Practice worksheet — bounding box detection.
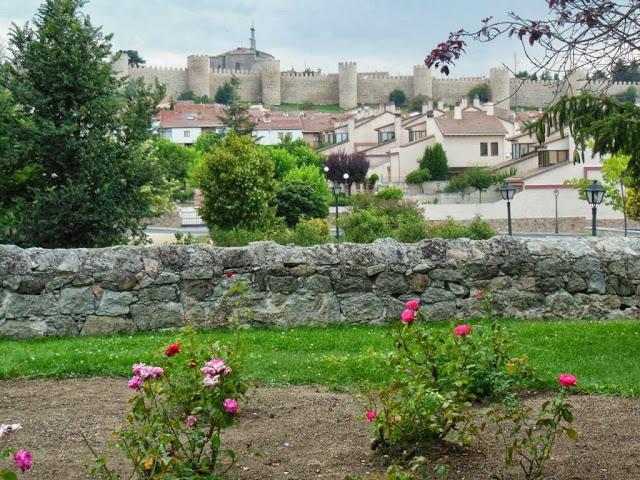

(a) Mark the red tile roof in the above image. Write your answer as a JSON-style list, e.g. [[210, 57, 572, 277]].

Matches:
[[434, 111, 508, 136]]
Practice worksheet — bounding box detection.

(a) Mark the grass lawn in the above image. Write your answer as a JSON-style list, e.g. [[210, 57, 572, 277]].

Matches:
[[1, 320, 639, 395], [275, 103, 343, 113]]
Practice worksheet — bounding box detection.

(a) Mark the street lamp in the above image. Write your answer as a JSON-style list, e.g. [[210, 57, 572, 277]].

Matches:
[[553, 189, 559, 234], [323, 166, 329, 178], [499, 183, 516, 236], [585, 180, 606, 237], [331, 181, 342, 239]]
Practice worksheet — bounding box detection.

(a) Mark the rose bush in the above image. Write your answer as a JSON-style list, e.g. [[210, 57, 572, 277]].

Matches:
[[90, 325, 248, 480], [367, 300, 531, 449], [0, 422, 33, 479]]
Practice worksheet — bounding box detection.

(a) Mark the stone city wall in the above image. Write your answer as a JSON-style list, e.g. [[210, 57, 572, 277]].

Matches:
[[2, 237, 640, 340], [357, 75, 414, 105], [280, 74, 340, 105], [128, 66, 189, 97]]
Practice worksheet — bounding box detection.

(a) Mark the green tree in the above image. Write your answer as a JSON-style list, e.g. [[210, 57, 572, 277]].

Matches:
[[117, 49, 145, 68], [464, 166, 495, 202], [612, 59, 640, 83], [274, 179, 329, 226], [407, 94, 430, 113], [192, 132, 223, 154], [265, 147, 298, 180], [616, 86, 637, 104], [284, 164, 331, 203], [214, 76, 237, 105], [419, 144, 448, 180], [278, 136, 324, 169], [220, 77, 254, 136], [151, 137, 197, 202], [467, 84, 491, 103], [194, 133, 275, 230], [405, 168, 432, 193], [389, 89, 406, 107], [0, 0, 164, 247]]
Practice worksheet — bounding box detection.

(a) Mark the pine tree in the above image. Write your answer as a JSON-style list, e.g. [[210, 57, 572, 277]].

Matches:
[[419, 144, 448, 180], [0, 0, 164, 247]]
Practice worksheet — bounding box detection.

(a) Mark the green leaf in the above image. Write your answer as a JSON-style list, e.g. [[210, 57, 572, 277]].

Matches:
[[565, 428, 579, 441]]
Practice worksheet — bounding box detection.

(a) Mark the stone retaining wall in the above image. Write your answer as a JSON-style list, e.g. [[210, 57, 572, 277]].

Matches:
[[1, 237, 639, 339]]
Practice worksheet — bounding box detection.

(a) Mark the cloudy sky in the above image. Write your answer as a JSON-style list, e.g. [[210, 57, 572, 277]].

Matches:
[[0, 0, 549, 77]]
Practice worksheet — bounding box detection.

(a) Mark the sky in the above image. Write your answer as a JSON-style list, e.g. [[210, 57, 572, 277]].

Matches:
[[0, 0, 550, 77]]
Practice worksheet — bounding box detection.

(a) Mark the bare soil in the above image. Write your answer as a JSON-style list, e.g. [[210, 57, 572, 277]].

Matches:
[[1, 378, 639, 479]]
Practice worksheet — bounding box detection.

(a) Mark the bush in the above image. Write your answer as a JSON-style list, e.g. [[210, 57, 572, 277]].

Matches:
[[405, 169, 431, 185], [389, 89, 407, 107], [275, 179, 329, 226], [194, 133, 276, 230], [467, 83, 491, 103], [340, 209, 390, 243], [210, 227, 268, 247], [420, 144, 448, 180], [278, 136, 324, 169], [444, 174, 469, 193], [292, 218, 331, 246], [408, 93, 430, 113], [425, 216, 496, 240], [367, 302, 531, 449], [367, 173, 379, 190], [284, 165, 332, 203], [265, 147, 298, 180], [90, 323, 248, 479], [376, 187, 404, 200], [192, 132, 223, 154]]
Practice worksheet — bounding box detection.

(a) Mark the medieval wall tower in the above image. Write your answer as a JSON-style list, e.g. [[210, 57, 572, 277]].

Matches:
[[412, 65, 432, 99], [489, 67, 511, 110], [338, 62, 358, 110], [187, 55, 211, 97], [261, 61, 281, 106]]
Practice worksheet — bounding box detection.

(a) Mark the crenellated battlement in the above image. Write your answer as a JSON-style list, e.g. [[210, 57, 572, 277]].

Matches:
[[132, 65, 187, 73], [434, 76, 486, 82], [211, 68, 259, 76]]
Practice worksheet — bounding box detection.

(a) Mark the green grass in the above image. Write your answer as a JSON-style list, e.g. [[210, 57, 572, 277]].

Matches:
[[1, 321, 639, 395], [275, 103, 343, 113]]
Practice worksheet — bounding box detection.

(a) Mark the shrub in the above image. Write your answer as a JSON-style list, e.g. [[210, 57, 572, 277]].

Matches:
[[90, 322, 248, 479], [468, 216, 497, 239], [341, 209, 390, 243], [444, 174, 469, 193], [419, 144, 448, 180], [464, 166, 495, 201], [194, 133, 276, 230], [265, 147, 298, 180], [275, 179, 329, 226], [394, 213, 428, 243], [367, 173, 380, 190], [292, 218, 331, 246], [425, 216, 496, 240], [192, 132, 223, 154], [467, 83, 491, 103], [407, 94, 430, 113], [210, 227, 267, 247], [284, 164, 332, 203], [278, 136, 324, 169], [405, 169, 432, 193], [376, 187, 404, 200], [389, 89, 407, 107], [1, 423, 33, 477], [367, 301, 531, 449]]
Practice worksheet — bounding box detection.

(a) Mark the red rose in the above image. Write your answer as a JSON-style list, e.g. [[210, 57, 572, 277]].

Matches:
[[226, 271, 234, 278], [165, 343, 181, 357]]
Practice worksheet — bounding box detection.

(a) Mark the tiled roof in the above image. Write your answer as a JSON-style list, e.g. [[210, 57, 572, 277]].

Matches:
[[253, 113, 302, 130], [157, 104, 225, 128], [300, 114, 335, 133], [434, 111, 508, 136]]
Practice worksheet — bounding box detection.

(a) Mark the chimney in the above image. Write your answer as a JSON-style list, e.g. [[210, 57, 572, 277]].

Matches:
[[385, 103, 396, 113], [454, 101, 462, 120], [484, 102, 495, 116], [427, 99, 434, 111], [421, 103, 428, 114], [437, 99, 444, 110], [394, 114, 402, 143], [461, 97, 468, 109], [473, 96, 481, 108]]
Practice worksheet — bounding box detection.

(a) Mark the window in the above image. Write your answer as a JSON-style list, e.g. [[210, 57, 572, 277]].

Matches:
[[480, 142, 488, 156], [538, 150, 569, 167], [235, 62, 241, 71], [328, 132, 349, 144], [184, 130, 191, 138], [378, 131, 395, 143], [491, 142, 499, 156], [409, 130, 427, 142], [512, 143, 535, 159]]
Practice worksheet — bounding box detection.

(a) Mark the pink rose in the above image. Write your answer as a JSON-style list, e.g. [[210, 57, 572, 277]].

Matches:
[[204, 375, 220, 388], [223, 398, 238, 414], [474, 289, 484, 299], [127, 375, 143, 390], [558, 374, 577, 387], [454, 324, 471, 336], [186, 415, 197, 428], [0, 423, 22, 438], [406, 300, 420, 311], [132, 364, 164, 380], [13, 449, 32, 472], [366, 410, 377, 422], [401, 309, 416, 324]]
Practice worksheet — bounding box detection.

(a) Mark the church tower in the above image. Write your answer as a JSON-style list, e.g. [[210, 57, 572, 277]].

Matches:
[[250, 24, 256, 51]]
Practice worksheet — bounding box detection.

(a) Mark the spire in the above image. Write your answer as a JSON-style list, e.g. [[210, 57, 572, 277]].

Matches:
[[250, 23, 256, 51]]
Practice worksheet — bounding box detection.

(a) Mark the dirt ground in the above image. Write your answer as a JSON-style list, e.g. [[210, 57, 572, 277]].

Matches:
[[1, 378, 639, 479]]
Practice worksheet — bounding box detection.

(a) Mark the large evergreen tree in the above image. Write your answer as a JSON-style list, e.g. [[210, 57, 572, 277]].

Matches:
[[0, 0, 163, 247]]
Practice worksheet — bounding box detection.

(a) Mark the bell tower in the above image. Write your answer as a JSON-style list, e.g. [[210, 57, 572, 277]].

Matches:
[[250, 23, 256, 51]]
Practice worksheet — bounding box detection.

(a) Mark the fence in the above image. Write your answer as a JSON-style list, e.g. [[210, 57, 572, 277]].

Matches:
[[178, 206, 205, 226]]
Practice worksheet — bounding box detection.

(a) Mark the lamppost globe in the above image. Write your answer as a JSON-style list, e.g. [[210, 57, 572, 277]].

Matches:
[[343, 173, 349, 181], [323, 166, 329, 174], [585, 180, 606, 237], [586, 180, 606, 206], [499, 183, 516, 236]]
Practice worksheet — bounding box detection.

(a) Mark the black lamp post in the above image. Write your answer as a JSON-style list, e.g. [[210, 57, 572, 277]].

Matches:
[[331, 181, 342, 239], [499, 183, 516, 236], [585, 180, 606, 237]]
